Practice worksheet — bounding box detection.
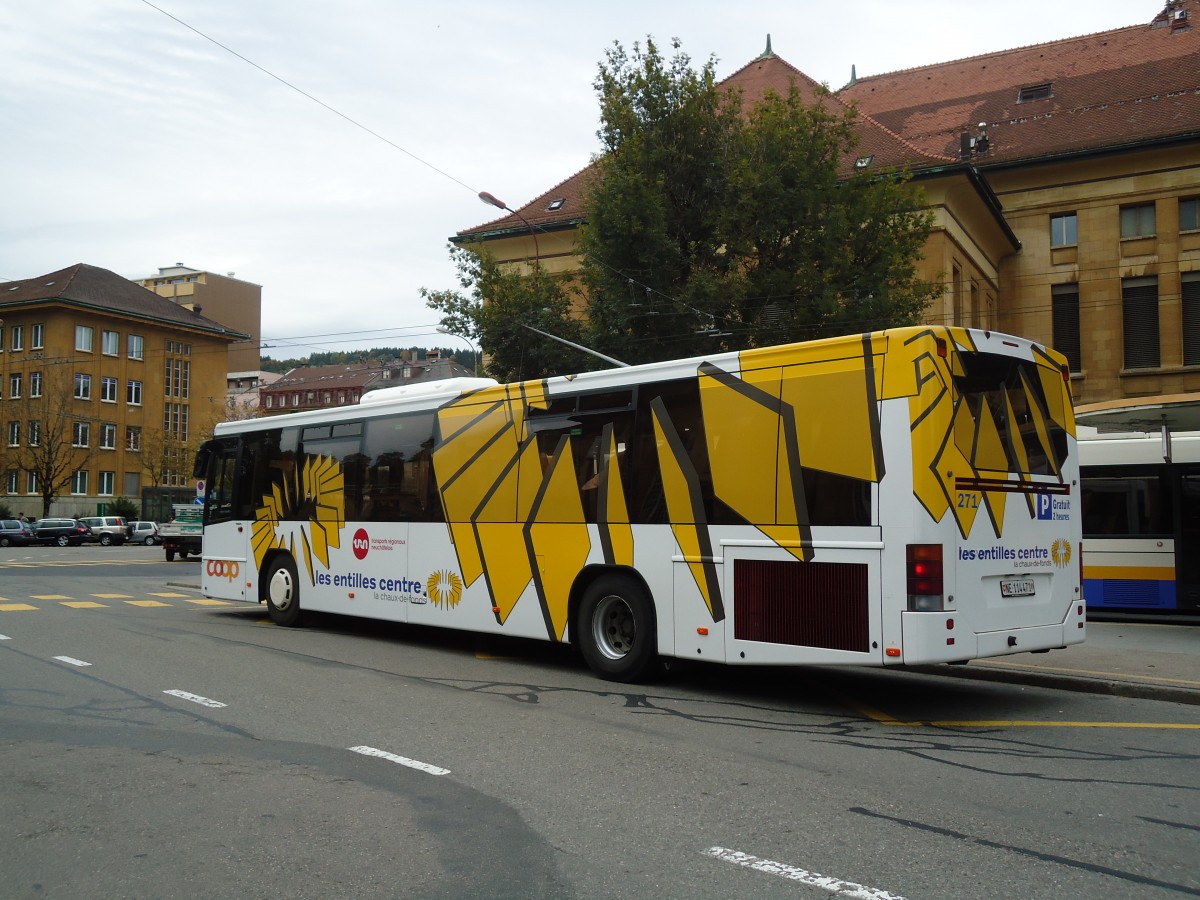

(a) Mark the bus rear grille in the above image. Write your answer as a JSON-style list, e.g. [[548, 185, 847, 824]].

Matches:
[[734, 559, 869, 652]]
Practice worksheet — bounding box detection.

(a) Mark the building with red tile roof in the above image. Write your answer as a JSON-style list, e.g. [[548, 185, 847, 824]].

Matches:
[[456, 0, 1200, 409]]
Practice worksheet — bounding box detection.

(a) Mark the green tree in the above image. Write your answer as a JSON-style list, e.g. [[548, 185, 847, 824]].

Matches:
[[581, 38, 938, 362], [722, 84, 938, 345], [425, 37, 938, 372], [422, 245, 597, 382], [581, 37, 746, 362]]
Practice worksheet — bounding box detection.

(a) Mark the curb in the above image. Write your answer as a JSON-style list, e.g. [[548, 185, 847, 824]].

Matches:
[[911, 663, 1200, 706]]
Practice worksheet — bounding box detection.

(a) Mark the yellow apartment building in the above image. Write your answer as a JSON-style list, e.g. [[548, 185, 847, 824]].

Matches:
[[138, 263, 263, 374], [0, 263, 247, 518]]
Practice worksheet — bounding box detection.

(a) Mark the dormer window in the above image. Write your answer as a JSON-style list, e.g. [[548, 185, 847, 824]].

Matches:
[[1018, 82, 1053, 102], [854, 155, 874, 169], [546, 198, 566, 211]]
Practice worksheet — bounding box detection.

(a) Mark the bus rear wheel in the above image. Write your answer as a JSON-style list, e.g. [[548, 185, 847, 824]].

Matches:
[[265, 555, 302, 627], [576, 575, 657, 683]]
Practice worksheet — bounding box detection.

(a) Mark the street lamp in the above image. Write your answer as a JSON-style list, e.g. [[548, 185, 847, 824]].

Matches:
[[479, 191, 540, 273], [436, 326, 482, 376]]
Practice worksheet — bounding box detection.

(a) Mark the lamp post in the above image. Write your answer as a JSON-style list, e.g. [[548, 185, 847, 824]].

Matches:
[[479, 190, 540, 273], [436, 326, 482, 376]]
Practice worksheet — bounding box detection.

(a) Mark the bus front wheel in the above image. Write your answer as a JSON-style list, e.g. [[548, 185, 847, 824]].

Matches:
[[265, 555, 302, 627], [576, 575, 657, 683]]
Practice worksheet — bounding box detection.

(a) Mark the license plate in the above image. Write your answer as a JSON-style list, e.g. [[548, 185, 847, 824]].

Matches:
[[1000, 578, 1036, 598]]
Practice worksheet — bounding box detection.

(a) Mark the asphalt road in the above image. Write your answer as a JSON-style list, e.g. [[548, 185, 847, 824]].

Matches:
[[2, 546, 1198, 899]]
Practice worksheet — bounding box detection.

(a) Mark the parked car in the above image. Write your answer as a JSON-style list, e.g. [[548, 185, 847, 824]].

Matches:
[[126, 521, 160, 545], [32, 518, 92, 546], [79, 515, 129, 546], [0, 519, 36, 547]]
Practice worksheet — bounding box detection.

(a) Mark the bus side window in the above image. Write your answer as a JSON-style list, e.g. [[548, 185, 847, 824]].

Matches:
[[362, 413, 440, 523]]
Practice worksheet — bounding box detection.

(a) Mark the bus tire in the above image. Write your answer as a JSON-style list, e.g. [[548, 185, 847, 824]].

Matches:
[[165, 549, 176, 562], [265, 555, 302, 627], [576, 574, 657, 683]]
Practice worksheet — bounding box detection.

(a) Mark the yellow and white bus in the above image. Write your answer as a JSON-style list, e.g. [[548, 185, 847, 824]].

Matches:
[[194, 326, 1084, 682]]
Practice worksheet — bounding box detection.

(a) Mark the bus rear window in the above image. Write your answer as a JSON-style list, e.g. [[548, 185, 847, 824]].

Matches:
[[953, 353, 1069, 477]]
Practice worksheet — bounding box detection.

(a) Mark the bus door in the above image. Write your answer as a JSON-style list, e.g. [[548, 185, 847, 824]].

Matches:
[[1176, 469, 1200, 610], [196, 436, 251, 601]]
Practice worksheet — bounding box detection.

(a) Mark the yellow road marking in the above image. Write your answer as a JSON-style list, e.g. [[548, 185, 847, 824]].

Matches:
[[61, 601, 107, 609], [149, 592, 189, 598], [31, 594, 72, 600], [0, 603, 37, 611], [93, 593, 133, 599], [184, 598, 233, 606], [0, 560, 163, 569], [126, 600, 173, 607]]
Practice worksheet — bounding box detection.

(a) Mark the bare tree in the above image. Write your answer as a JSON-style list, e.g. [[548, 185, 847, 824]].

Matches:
[[13, 370, 90, 517]]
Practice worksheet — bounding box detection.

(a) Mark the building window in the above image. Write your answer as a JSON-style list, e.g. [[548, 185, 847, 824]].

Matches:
[[71, 470, 89, 496], [1051, 283, 1081, 373], [1182, 198, 1200, 233], [98, 471, 115, 496], [7, 421, 18, 447], [30, 371, 42, 397], [128, 334, 144, 360], [74, 373, 92, 400], [8, 373, 20, 399], [1120, 203, 1156, 239], [28, 420, 40, 447], [102, 330, 119, 356], [101, 376, 118, 403], [123, 472, 140, 496], [31, 323, 44, 350], [1018, 82, 1053, 102], [127, 380, 143, 406], [1122, 276, 1160, 369], [10, 325, 23, 351], [100, 423, 117, 450], [265, 394, 274, 409], [5, 470, 17, 494], [1050, 213, 1077, 247], [126, 426, 142, 452], [27, 471, 39, 495], [76, 325, 94, 352], [181, 361, 190, 399], [1183, 272, 1200, 367], [72, 421, 90, 448]]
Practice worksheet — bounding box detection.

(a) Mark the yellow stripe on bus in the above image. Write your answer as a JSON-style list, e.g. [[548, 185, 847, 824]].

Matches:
[[1083, 565, 1175, 580]]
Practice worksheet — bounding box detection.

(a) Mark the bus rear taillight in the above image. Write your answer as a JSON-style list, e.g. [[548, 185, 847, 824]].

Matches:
[[907, 544, 944, 611]]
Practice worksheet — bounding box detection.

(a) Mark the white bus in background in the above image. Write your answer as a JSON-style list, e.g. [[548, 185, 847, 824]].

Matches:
[[1080, 432, 1200, 617], [194, 326, 1084, 682]]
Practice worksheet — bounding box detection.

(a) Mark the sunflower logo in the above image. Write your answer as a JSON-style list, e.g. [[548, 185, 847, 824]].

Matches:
[[427, 569, 464, 609], [252, 454, 345, 583], [1051, 538, 1072, 568]]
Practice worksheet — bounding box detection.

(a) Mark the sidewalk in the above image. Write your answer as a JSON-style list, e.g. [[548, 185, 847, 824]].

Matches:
[[923, 621, 1200, 705]]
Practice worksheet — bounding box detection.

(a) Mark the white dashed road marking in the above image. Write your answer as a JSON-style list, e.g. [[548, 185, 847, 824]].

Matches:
[[163, 689, 227, 709], [703, 847, 906, 899], [349, 745, 451, 776], [53, 656, 91, 667]]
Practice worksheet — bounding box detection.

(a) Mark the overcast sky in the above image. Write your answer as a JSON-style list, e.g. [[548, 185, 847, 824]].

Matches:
[[2, 0, 1144, 360]]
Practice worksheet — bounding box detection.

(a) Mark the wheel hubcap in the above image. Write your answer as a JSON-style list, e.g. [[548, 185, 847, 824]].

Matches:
[[269, 567, 294, 611], [592, 594, 635, 660]]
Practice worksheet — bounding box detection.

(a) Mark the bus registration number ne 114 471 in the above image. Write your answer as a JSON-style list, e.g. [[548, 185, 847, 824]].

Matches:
[[1000, 578, 1036, 598]]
